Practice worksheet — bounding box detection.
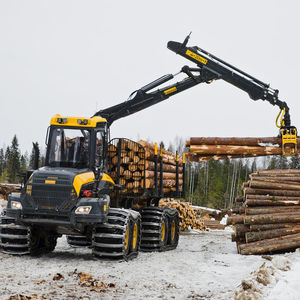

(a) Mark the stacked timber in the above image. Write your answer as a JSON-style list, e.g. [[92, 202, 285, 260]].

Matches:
[[228, 169, 300, 255], [186, 137, 300, 161], [0, 183, 21, 200], [159, 198, 206, 231], [108, 139, 145, 195], [108, 139, 184, 195]]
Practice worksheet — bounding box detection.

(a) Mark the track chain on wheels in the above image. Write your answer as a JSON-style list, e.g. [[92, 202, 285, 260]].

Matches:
[[0, 210, 58, 256], [66, 235, 92, 247], [0, 211, 30, 255], [140, 206, 179, 252], [92, 208, 141, 260]]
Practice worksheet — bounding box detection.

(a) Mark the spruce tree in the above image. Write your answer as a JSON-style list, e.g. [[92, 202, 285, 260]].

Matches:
[[0, 148, 4, 175], [7, 135, 21, 183], [290, 155, 300, 169]]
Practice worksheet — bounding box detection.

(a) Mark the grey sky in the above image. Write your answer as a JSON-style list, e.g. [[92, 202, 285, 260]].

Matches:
[[0, 1, 299, 153]]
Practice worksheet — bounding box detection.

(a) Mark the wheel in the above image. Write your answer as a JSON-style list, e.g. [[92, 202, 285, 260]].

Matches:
[[92, 208, 140, 260], [29, 230, 58, 255], [44, 235, 58, 253]]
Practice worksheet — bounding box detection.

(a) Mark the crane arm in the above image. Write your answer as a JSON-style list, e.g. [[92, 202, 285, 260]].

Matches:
[[94, 68, 216, 126], [167, 35, 291, 127], [94, 35, 297, 155]]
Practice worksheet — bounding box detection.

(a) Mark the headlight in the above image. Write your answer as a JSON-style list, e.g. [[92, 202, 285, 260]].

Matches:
[[75, 206, 92, 214], [11, 201, 22, 210]]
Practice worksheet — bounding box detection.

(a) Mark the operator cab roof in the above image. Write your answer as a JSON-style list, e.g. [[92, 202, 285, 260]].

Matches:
[[50, 114, 107, 128]]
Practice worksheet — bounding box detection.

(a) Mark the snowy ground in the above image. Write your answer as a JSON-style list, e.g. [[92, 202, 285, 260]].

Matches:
[[1, 229, 299, 300]]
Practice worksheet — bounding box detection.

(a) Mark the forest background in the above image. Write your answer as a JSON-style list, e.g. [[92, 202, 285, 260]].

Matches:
[[2, 135, 300, 209]]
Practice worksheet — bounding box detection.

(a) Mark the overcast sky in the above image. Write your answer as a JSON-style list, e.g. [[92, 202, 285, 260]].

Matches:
[[0, 1, 299, 154]]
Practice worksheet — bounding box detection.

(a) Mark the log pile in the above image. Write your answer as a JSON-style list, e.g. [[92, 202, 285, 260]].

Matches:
[[228, 169, 300, 255], [108, 139, 184, 195], [0, 183, 21, 200], [159, 198, 206, 231], [186, 137, 300, 161]]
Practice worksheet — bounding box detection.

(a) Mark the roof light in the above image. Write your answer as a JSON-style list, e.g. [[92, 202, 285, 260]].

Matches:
[[77, 119, 83, 124], [83, 119, 88, 125]]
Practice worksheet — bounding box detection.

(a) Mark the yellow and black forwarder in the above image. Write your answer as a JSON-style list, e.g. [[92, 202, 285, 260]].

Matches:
[[0, 35, 296, 259]]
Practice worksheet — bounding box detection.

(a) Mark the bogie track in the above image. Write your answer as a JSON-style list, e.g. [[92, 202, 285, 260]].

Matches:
[[0, 210, 57, 256], [140, 207, 179, 252], [92, 208, 141, 260]]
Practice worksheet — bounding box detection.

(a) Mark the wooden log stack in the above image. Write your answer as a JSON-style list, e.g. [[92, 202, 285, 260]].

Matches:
[[228, 169, 300, 255], [108, 139, 144, 195], [0, 183, 21, 200], [108, 139, 184, 195], [186, 137, 300, 161], [159, 198, 206, 231]]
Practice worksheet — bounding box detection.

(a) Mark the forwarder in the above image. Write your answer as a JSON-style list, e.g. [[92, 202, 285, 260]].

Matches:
[[0, 35, 296, 259]]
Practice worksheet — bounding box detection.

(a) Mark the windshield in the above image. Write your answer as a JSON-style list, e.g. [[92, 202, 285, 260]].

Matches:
[[47, 127, 91, 168]]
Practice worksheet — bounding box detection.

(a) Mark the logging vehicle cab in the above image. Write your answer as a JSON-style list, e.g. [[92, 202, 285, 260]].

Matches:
[[0, 34, 297, 259]]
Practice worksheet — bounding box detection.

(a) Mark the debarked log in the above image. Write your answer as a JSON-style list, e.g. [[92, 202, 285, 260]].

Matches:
[[245, 226, 300, 243], [245, 199, 300, 206], [144, 170, 183, 180], [141, 178, 183, 188], [189, 145, 283, 156], [249, 223, 300, 231], [244, 187, 300, 197], [245, 206, 300, 215], [238, 233, 300, 255], [249, 180, 300, 191], [244, 213, 300, 225], [227, 215, 245, 225], [187, 137, 292, 146]]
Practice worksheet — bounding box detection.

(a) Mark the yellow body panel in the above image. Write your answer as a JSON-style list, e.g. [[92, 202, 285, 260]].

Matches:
[[50, 114, 107, 127], [73, 172, 114, 196], [102, 173, 115, 184], [186, 49, 208, 65], [73, 172, 95, 196], [164, 86, 177, 95]]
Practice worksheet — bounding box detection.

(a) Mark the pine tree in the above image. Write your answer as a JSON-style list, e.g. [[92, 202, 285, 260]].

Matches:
[[0, 148, 4, 175], [277, 156, 289, 169], [290, 155, 300, 169], [7, 135, 21, 183], [268, 156, 278, 169], [20, 155, 27, 171], [29, 142, 40, 169]]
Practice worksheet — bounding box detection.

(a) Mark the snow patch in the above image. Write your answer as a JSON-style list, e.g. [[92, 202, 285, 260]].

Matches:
[[220, 214, 228, 225]]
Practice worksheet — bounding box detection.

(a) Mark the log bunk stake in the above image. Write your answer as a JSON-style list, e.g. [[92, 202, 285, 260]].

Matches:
[[228, 169, 300, 255]]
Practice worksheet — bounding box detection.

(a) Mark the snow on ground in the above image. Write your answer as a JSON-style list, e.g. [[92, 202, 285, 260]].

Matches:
[[0, 230, 265, 300], [0, 229, 299, 299], [265, 251, 300, 300]]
